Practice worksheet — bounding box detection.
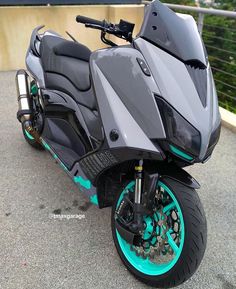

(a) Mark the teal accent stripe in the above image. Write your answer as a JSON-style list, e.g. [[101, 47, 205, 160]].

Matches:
[[74, 176, 91, 190], [41, 140, 51, 151], [25, 130, 34, 140], [90, 194, 99, 206], [169, 144, 193, 161]]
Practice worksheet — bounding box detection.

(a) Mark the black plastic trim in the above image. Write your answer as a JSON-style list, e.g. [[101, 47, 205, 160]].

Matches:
[[158, 163, 200, 189]]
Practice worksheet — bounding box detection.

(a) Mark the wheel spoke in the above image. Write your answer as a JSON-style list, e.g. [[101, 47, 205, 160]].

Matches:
[[168, 228, 174, 234], [166, 231, 179, 254], [163, 202, 175, 214]]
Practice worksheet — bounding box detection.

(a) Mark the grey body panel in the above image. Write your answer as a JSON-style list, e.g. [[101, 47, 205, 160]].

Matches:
[[90, 47, 164, 153], [26, 49, 45, 88], [91, 46, 165, 139], [135, 38, 220, 160]]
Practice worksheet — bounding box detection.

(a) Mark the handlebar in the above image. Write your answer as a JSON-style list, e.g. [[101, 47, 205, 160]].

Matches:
[[76, 15, 104, 27], [76, 15, 135, 44]]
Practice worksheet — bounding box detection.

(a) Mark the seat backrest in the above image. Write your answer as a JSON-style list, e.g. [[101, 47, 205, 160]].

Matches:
[[54, 40, 91, 62]]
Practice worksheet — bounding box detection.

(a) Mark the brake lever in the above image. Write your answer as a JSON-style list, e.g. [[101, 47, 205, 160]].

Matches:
[[100, 31, 117, 47], [85, 23, 104, 31]]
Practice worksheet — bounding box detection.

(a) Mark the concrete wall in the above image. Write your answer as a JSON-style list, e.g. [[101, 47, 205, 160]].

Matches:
[[0, 4, 144, 71]]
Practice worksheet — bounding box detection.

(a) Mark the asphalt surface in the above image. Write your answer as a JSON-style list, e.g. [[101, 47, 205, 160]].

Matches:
[[0, 71, 235, 289]]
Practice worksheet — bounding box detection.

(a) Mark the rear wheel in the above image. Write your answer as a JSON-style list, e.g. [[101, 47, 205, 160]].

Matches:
[[22, 124, 43, 150], [111, 178, 207, 288]]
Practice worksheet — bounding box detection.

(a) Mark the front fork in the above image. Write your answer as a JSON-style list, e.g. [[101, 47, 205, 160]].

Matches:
[[131, 160, 160, 234], [130, 160, 144, 233], [115, 160, 159, 244]]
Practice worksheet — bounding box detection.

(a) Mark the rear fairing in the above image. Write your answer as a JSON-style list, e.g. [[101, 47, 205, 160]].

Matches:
[[26, 50, 45, 88], [25, 26, 63, 88]]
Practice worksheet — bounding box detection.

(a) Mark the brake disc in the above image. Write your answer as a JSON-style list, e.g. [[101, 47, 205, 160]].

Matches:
[[132, 188, 180, 262]]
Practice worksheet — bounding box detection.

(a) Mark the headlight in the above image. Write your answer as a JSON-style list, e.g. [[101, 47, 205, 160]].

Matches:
[[156, 97, 201, 159]]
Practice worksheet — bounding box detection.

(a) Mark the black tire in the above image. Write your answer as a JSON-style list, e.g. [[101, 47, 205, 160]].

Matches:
[[111, 178, 207, 288], [22, 124, 44, 150]]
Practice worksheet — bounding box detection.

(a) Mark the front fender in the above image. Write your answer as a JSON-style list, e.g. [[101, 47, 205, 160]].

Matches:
[[158, 164, 200, 189]]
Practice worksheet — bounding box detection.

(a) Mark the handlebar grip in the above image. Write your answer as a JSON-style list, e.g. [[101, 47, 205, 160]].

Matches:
[[76, 15, 104, 26]]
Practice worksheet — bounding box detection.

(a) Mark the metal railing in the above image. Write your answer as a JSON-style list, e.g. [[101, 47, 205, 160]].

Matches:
[[143, 1, 236, 113], [0, 0, 141, 5]]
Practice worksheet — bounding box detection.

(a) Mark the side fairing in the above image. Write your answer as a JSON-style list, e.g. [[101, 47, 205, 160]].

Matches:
[[90, 46, 165, 154], [135, 38, 221, 160]]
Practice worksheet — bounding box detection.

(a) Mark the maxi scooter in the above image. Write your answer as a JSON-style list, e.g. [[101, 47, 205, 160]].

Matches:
[[16, 1, 221, 287]]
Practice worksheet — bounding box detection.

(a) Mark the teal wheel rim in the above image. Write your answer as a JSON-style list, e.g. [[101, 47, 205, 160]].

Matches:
[[115, 181, 185, 276], [24, 130, 34, 140]]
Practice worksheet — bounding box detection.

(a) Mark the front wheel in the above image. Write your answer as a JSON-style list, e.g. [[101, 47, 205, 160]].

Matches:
[[111, 178, 207, 288]]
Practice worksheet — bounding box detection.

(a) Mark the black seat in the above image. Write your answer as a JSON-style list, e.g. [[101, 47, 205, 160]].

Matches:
[[40, 35, 91, 91], [40, 35, 103, 142]]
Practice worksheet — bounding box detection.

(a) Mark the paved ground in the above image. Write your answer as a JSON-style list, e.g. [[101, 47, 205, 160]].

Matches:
[[0, 71, 235, 289]]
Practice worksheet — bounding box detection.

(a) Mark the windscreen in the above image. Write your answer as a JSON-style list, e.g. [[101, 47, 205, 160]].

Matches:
[[138, 0, 208, 68]]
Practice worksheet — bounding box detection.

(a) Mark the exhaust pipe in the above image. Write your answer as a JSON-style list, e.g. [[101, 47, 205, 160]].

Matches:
[[16, 69, 32, 123], [16, 70, 41, 142]]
